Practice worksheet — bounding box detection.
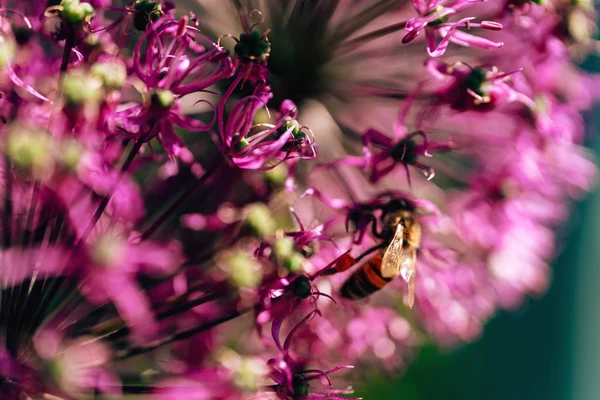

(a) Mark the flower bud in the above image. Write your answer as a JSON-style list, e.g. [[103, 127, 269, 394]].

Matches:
[[6, 125, 54, 178], [232, 133, 250, 152], [292, 374, 310, 397], [277, 119, 301, 137], [219, 250, 262, 289], [463, 68, 488, 96], [273, 236, 295, 262], [235, 31, 271, 62], [217, 349, 268, 392], [60, 0, 94, 24], [150, 89, 175, 110], [58, 139, 85, 172], [264, 164, 288, 189], [90, 234, 126, 268], [84, 32, 100, 47], [91, 60, 127, 90], [283, 252, 305, 273], [244, 203, 276, 238], [133, 0, 164, 31], [63, 71, 103, 106]]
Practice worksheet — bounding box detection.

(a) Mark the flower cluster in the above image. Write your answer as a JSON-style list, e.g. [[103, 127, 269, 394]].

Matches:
[[0, 0, 595, 399]]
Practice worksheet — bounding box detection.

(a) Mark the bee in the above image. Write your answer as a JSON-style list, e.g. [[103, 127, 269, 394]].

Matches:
[[334, 206, 421, 308]]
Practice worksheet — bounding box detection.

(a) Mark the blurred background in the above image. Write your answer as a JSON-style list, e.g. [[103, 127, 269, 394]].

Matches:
[[353, 55, 600, 400]]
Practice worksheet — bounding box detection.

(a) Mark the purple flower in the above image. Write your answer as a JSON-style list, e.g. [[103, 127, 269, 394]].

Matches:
[[115, 17, 234, 160], [426, 59, 520, 111], [403, 0, 504, 56], [217, 84, 316, 170], [330, 123, 453, 184]]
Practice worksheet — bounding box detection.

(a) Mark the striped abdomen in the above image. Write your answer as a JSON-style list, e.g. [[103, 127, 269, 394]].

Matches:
[[340, 254, 393, 300]]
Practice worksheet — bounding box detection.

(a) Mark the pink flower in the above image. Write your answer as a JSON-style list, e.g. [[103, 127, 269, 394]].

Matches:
[[217, 85, 316, 170], [426, 59, 520, 111], [403, 0, 504, 56], [77, 231, 183, 344], [115, 17, 234, 160]]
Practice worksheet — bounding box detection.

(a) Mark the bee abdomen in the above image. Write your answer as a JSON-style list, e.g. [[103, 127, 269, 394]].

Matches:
[[340, 256, 393, 300]]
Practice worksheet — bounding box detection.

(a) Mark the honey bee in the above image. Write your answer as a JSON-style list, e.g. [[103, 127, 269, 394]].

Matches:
[[335, 207, 421, 308]]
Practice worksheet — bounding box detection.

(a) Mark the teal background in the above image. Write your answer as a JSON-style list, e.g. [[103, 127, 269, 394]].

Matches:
[[355, 57, 600, 400]]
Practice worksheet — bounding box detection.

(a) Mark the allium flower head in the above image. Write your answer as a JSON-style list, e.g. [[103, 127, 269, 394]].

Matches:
[[0, 0, 595, 398]]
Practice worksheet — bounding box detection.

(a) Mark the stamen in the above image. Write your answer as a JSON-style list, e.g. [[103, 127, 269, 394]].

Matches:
[[481, 21, 503, 30], [176, 16, 188, 37], [402, 29, 419, 44]]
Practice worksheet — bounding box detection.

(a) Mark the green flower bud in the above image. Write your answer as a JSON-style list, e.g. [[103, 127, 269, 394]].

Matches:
[[264, 164, 288, 189], [277, 119, 301, 137], [235, 31, 271, 62], [427, 5, 449, 26], [244, 203, 276, 238], [232, 133, 250, 152], [217, 349, 267, 392], [6, 126, 54, 178], [292, 374, 310, 398], [60, 0, 94, 24], [91, 60, 127, 90], [90, 234, 126, 268], [463, 68, 488, 96], [84, 32, 100, 47], [283, 253, 305, 273], [273, 236, 295, 263], [150, 89, 175, 109], [58, 140, 85, 172], [63, 71, 103, 106], [133, 0, 164, 31], [219, 250, 262, 289]]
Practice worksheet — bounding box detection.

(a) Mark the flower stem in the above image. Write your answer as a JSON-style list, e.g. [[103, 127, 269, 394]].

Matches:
[[77, 138, 144, 246], [89, 291, 223, 341], [140, 160, 223, 239], [336, 21, 407, 56], [55, 37, 74, 103], [116, 306, 253, 359], [3, 156, 12, 248]]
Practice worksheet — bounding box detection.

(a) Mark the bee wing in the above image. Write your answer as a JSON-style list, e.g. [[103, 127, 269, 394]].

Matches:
[[400, 247, 417, 309], [381, 223, 404, 278]]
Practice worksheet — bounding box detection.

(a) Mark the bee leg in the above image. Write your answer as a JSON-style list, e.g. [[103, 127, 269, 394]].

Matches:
[[371, 216, 385, 239], [407, 276, 415, 309]]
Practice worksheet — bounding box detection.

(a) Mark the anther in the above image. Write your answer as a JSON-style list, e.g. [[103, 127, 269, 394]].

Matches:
[[481, 21, 503, 30], [402, 30, 419, 44], [177, 16, 188, 37]]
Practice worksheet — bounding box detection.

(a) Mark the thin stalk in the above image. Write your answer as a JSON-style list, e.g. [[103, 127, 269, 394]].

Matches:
[[117, 306, 252, 359], [140, 160, 222, 239], [76, 138, 144, 246], [336, 21, 407, 58], [55, 37, 74, 103], [86, 292, 223, 341]]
